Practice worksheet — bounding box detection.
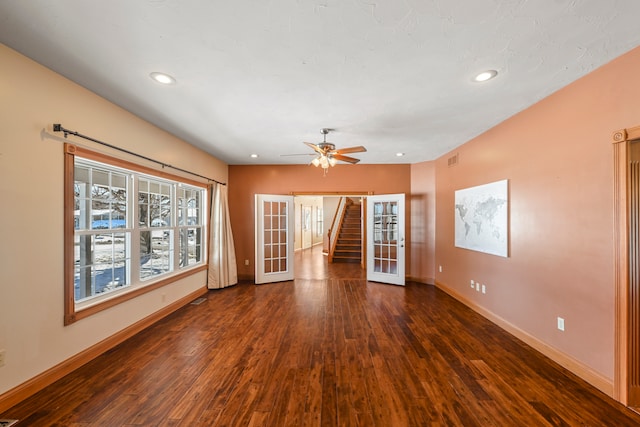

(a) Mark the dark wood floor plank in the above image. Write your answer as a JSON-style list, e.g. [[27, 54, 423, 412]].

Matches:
[[3, 246, 640, 426]]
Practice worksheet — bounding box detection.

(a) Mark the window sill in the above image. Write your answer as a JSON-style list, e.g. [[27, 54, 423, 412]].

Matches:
[[65, 264, 207, 325]]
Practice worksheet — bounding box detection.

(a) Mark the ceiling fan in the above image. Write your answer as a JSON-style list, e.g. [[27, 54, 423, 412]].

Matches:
[[302, 128, 366, 171]]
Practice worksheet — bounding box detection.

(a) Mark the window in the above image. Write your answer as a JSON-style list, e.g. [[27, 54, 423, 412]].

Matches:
[[138, 177, 174, 280], [65, 144, 207, 324], [316, 207, 323, 237], [74, 163, 131, 302]]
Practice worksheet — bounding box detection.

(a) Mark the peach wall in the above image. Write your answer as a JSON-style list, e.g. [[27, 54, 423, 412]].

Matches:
[[0, 44, 227, 397], [434, 45, 640, 385], [228, 164, 412, 279], [410, 161, 436, 284]]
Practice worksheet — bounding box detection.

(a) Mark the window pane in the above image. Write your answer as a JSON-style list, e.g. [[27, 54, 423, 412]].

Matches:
[[74, 232, 130, 302], [112, 173, 127, 189], [93, 169, 109, 186], [179, 188, 201, 227], [75, 165, 90, 182], [179, 228, 202, 267], [192, 228, 202, 264], [178, 192, 186, 226], [113, 202, 126, 227], [160, 194, 171, 226], [140, 229, 173, 280], [140, 230, 152, 259], [192, 192, 201, 225], [138, 193, 149, 227]]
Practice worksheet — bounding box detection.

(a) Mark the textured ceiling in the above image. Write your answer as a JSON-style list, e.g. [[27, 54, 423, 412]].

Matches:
[[1, 0, 640, 165]]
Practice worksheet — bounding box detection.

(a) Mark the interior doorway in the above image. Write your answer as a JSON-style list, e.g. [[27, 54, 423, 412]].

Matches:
[[612, 125, 640, 407], [293, 243, 365, 280], [256, 192, 405, 284], [293, 193, 367, 280]]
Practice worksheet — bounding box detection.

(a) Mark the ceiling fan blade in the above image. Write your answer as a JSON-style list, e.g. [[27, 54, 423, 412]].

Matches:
[[332, 154, 360, 164], [333, 145, 367, 155], [280, 153, 315, 157], [304, 141, 324, 155]]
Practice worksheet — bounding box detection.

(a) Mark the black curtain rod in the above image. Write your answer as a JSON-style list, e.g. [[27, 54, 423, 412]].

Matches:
[[53, 124, 226, 185]]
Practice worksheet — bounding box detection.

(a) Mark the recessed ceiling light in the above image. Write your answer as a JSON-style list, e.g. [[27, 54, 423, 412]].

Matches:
[[473, 70, 498, 82], [396, 152, 405, 157], [150, 72, 176, 85], [250, 154, 259, 158]]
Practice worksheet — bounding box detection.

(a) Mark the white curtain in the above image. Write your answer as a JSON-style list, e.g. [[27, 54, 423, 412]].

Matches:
[[207, 182, 238, 289]]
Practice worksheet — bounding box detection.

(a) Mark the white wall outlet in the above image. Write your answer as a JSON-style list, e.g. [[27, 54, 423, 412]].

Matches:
[[481, 284, 486, 294], [557, 317, 565, 331], [245, 259, 249, 266], [470, 280, 475, 288], [0, 349, 6, 367], [439, 265, 442, 273], [476, 283, 480, 292]]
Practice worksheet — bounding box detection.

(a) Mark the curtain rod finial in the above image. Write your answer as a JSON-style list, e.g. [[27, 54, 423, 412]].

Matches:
[[53, 123, 68, 138]]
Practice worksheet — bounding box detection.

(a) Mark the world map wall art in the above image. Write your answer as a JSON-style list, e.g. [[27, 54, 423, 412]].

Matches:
[[454, 179, 509, 257]]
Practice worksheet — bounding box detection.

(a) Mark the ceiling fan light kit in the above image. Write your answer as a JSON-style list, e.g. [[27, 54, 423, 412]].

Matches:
[[302, 128, 366, 176]]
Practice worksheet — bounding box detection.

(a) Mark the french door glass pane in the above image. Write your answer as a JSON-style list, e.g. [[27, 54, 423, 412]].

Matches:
[[262, 200, 288, 274], [372, 201, 398, 274]]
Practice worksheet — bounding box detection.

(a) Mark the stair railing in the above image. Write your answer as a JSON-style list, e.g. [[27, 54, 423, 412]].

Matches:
[[327, 197, 347, 262]]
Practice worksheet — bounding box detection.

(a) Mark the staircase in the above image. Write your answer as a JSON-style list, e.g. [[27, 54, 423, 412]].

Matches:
[[332, 202, 362, 263]]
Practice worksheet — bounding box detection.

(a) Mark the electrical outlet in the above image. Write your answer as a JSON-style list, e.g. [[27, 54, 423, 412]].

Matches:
[[481, 284, 486, 294], [557, 317, 565, 331], [245, 259, 249, 266], [439, 265, 442, 273], [475, 283, 480, 292], [470, 280, 475, 288], [0, 349, 6, 367]]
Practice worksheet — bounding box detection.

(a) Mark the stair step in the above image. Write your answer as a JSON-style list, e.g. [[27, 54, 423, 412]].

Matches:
[[335, 247, 361, 252], [333, 256, 361, 263], [330, 201, 362, 264], [335, 252, 361, 258]]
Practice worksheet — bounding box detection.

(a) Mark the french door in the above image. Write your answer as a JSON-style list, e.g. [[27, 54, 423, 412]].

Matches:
[[366, 194, 405, 286], [255, 194, 294, 284]]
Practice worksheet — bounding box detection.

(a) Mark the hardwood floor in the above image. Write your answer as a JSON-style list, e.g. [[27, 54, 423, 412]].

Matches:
[[3, 246, 640, 426]]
